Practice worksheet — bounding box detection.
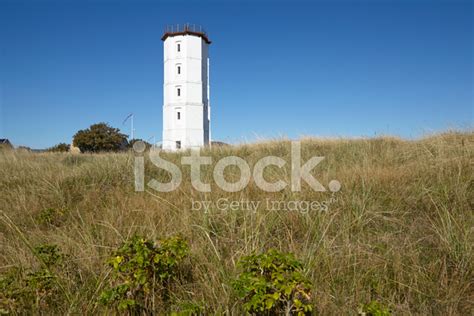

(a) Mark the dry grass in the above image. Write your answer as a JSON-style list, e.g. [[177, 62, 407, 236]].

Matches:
[[0, 131, 473, 314]]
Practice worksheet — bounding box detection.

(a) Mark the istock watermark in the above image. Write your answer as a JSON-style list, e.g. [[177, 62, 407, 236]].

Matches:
[[190, 196, 339, 214], [132, 141, 341, 193]]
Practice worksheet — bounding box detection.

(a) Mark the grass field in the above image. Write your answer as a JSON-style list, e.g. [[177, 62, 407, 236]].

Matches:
[[0, 131, 472, 314]]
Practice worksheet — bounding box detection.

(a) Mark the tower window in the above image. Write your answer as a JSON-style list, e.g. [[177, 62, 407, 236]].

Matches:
[[177, 88, 181, 97], [177, 65, 181, 74], [176, 141, 181, 149], [177, 43, 181, 52], [177, 111, 181, 120]]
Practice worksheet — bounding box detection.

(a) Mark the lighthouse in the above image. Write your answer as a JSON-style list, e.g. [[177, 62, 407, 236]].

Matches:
[[161, 24, 211, 151]]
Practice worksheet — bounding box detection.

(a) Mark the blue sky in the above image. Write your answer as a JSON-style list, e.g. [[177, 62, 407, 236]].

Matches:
[[0, 0, 472, 148]]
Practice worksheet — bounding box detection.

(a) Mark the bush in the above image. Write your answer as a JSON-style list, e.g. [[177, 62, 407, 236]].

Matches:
[[359, 301, 391, 316], [100, 235, 189, 313], [72, 123, 128, 153], [0, 268, 24, 314], [0, 244, 66, 314], [34, 244, 64, 267], [35, 208, 67, 227], [232, 249, 313, 315], [47, 143, 70, 152], [170, 301, 204, 315]]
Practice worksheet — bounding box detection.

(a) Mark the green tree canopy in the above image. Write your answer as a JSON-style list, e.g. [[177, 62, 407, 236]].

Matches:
[[73, 123, 128, 153]]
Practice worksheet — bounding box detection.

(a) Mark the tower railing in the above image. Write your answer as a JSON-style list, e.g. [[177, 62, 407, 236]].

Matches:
[[163, 24, 208, 36]]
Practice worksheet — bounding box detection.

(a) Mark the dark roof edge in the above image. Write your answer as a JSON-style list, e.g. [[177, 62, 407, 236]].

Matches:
[[161, 30, 211, 44]]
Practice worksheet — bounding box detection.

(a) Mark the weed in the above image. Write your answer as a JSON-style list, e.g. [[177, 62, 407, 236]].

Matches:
[[35, 208, 67, 227], [232, 249, 313, 315], [0, 244, 67, 313], [359, 300, 391, 316], [170, 301, 204, 315], [34, 244, 64, 267], [100, 235, 189, 313]]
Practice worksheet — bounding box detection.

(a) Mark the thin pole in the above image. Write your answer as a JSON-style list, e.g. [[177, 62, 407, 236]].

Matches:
[[123, 113, 134, 140], [131, 114, 134, 140]]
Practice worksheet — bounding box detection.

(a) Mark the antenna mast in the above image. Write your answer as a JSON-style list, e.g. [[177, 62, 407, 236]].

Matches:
[[123, 113, 135, 140]]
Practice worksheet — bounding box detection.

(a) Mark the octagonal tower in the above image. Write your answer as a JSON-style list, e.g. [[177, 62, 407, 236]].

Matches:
[[162, 24, 211, 151]]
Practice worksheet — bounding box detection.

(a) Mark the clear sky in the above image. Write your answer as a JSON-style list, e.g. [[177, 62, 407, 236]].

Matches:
[[0, 0, 472, 149]]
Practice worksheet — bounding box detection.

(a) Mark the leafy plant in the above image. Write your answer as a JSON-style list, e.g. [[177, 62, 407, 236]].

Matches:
[[46, 143, 70, 152], [232, 249, 313, 315], [0, 244, 66, 314], [170, 301, 204, 315], [359, 300, 391, 316], [34, 244, 64, 267], [25, 269, 57, 307], [100, 235, 189, 313], [35, 208, 67, 227], [0, 268, 24, 314], [27, 244, 66, 309]]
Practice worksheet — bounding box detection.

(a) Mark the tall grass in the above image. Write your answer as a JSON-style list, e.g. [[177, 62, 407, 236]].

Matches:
[[0, 131, 472, 314]]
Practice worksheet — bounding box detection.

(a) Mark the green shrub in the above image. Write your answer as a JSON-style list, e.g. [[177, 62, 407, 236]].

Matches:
[[73, 122, 128, 152], [170, 301, 204, 315], [232, 249, 313, 315], [24, 269, 57, 306], [359, 300, 391, 316], [46, 143, 70, 153], [0, 268, 24, 314], [35, 208, 67, 227], [34, 244, 64, 267], [100, 235, 189, 312], [0, 244, 66, 314]]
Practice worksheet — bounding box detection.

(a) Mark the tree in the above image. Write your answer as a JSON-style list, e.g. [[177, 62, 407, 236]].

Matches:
[[73, 123, 128, 153], [47, 143, 70, 152]]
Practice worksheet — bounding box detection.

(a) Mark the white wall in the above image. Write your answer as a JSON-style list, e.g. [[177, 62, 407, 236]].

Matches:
[[162, 34, 210, 150]]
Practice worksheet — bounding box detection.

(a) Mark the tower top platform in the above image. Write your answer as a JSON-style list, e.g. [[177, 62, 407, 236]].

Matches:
[[161, 24, 211, 44]]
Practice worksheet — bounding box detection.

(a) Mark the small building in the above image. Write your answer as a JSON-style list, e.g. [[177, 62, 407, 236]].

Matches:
[[0, 139, 13, 149]]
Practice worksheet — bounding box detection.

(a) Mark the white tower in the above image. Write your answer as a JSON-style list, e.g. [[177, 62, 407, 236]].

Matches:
[[162, 24, 211, 151]]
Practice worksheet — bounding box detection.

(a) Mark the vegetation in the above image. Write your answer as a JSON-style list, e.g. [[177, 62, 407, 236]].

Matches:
[[359, 300, 391, 316], [35, 207, 68, 227], [128, 138, 152, 151], [0, 131, 472, 314], [0, 243, 69, 314], [72, 122, 128, 152], [232, 249, 312, 315], [47, 143, 70, 153], [100, 235, 188, 313], [16, 146, 31, 152]]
